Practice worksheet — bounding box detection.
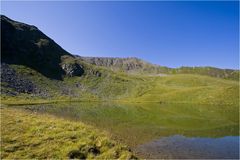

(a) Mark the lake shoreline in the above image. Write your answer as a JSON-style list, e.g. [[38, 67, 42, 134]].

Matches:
[[1, 107, 136, 159], [2, 101, 239, 159], [1, 97, 236, 106]]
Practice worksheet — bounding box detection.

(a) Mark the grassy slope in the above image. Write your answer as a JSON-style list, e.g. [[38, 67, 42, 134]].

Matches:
[[1, 64, 239, 106], [1, 107, 134, 159], [128, 74, 239, 105]]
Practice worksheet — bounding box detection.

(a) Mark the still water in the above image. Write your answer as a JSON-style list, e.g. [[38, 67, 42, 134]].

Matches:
[[11, 102, 239, 159]]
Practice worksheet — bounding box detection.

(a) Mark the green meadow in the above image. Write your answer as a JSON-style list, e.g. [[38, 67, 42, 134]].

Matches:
[[1, 107, 135, 159]]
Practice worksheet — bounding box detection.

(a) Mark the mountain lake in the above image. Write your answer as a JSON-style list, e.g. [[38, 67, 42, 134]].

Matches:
[[8, 102, 239, 159]]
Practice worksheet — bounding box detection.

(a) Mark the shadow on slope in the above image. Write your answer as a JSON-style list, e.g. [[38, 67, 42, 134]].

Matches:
[[1, 15, 71, 80]]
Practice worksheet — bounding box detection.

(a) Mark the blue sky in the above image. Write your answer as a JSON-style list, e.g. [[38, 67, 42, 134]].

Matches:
[[1, 1, 239, 69]]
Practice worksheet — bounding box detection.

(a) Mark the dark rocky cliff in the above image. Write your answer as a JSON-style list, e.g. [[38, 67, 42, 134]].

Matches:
[[1, 15, 73, 79]]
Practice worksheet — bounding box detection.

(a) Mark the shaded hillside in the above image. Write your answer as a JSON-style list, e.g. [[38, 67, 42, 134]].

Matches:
[[1, 15, 72, 79], [78, 56, 239, 81]]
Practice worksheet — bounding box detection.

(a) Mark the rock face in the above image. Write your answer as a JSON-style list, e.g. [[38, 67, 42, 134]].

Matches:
[[78, 56, 154, 72], [78, 56, 239, 80], [1, 15, 72, 80], [61, 63, 84, 77]]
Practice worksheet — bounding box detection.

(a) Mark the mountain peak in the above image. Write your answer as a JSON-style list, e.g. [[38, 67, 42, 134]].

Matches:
[[1, 15, 38, 31]]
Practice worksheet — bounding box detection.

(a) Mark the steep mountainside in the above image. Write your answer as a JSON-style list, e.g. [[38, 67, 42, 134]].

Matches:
[[1, 15, 75, 79], [1, 15, 239, 105]]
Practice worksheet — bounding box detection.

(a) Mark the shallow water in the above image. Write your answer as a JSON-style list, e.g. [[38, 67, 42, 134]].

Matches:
[[10, 102, 239, 158], [135, 135, 239, 159]]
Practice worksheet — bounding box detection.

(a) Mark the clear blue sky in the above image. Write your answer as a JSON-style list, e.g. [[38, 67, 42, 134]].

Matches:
[[1, 1, 239, 69]]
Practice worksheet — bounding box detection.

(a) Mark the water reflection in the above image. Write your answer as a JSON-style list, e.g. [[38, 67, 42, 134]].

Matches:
[[135, 135, 239, 159], [11, 102, 239, 148]]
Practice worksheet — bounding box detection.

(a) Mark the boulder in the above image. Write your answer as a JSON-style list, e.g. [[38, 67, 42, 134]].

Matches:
[[61, 63, 84, 77]]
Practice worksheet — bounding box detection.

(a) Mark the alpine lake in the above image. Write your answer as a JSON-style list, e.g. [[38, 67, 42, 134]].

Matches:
[[9, 102, 239, 159]]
